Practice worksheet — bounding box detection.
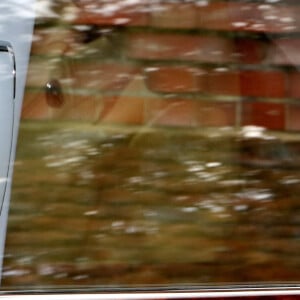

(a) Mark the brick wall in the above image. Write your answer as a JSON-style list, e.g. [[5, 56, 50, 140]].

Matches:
[[22, 0, 300, 131]]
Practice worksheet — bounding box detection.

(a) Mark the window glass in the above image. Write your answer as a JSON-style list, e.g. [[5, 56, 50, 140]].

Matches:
[[2, 0, 300, 291]]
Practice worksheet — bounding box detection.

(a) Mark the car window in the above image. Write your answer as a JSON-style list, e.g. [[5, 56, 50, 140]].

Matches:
[[2, 0, 300, 298]]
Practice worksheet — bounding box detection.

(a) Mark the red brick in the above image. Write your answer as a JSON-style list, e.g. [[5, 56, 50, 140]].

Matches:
[[99, 74, 150, 125], [22, 90, 102, 122], [206, 69, 286, 98], [235, 38, 268, 64], [63, 61, 138, 92], [288, 71, 300, 99], [197, 2, 232, 31], [242, 102, 285, 130], [145, 98, 198, 127], [197, 101, 236, 127], [197, 2, 299, 33], [265, 39, 300, 66], [101, 96, 144, 125], [151, 3, 197, 29], [49, 94, 117, 122], [286, 104, 300, 131], [73, 1, 300, 33], [206, 69, 240, 96], [145, 66, 204, 93], [197, 2, 260, 32], [31, 27, 75, 56], [127, 33, 236, 63], [229, 2, 298, 33], [74, 0, 149, 26], [229, 2, 262, 32], [240, 70, 286, 98], [256, 4, 299, 33], [98, 96, 118, 121], [21, 90, 51, 120], [52, 94, 102, 121]]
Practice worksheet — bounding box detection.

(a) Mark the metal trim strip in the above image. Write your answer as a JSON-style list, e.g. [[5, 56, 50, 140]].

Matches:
[[0, 41, 16, 99], [1, 289, 300, 300]]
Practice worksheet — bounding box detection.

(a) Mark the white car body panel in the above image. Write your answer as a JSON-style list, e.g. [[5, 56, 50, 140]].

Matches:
[[0, 0, 35, 280]]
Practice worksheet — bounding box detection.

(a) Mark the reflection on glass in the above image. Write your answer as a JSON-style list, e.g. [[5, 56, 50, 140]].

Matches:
[[0, 46, 15, 212], [3, 0, 300, 290]]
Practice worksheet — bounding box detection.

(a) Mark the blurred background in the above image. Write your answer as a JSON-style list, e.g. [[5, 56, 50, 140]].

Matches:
[[3, 0, 300, 289]]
